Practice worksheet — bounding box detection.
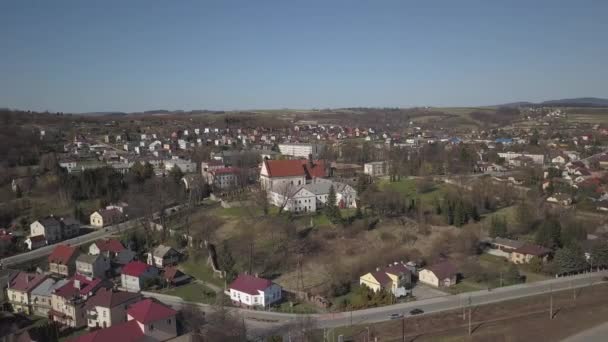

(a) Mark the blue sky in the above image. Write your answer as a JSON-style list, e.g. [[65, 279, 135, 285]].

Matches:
[[1, 0, 607, 112]]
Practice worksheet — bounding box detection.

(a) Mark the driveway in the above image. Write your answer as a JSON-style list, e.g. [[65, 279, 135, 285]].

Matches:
[[412, 283, 449, 300]]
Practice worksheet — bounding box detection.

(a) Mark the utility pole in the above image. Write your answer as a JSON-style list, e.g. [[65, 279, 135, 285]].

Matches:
[[500, 271, 503, 287], [549, 284, 554, 320], [402, 316, 405, 342], [468, 306, 472, 336]]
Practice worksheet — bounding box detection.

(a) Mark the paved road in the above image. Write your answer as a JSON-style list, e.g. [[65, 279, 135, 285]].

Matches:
[[0, 221, 136, 267], [0, 204, 185, 268], [144, 270, 608, 338]]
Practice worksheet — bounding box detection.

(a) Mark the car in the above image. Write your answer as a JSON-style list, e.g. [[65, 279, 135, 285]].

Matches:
[[409, 308, 424, 315], [389, 313, 403, 320]]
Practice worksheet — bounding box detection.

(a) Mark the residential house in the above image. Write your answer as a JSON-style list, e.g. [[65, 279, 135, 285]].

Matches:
[[48, 244, 79, 277], [90, 208, 123, 228], [487, 237, 526, 259], [76, 254, 110, 279], [30, 216, 79, 244], [30, 278, 69, 316], [229, 274, 282, 308], [278, 143, 325, 158], [204, 167, 240, 190], [359, 262, 413, 297], [25, 235, 47, 250], [259, 158, 327, 191], [546, 193, 573, 206], [269, 178, 357, 213], [50, 275, 111, 328], [147, 245, 181, 269], [121, 261, 159, 292], [68, 299, 178, 342], [363, 161, 388, 177], [510, 244, 551, 264], [89, 238, 130, 261], [418, 261, 458, 288], [7, 272, 48, 314], [86, 288, 142, 329], [162, 266, 191, 287]]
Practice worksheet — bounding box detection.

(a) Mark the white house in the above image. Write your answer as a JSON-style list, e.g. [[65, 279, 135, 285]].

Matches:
[[86, 288, 142, 329], [76, 254, 110, 279], [364, 161, 388, 177], [120, 261, 159, 292], [418, 261, 458, 288], [228, 274, 282, 308]]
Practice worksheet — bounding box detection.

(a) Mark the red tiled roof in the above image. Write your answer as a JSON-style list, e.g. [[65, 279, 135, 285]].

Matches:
[[67, 319, 144, 342], [9, 272, 48, 293], [263, 159, 326, 179], [54, 274, 107, 299], [94, 238, 125, 253], [85, 288, 141, 309], [229, 274, 273, 295], [127, 298, 177, 324], [122, 261, 153, 277], [48, 244, 78, 265]]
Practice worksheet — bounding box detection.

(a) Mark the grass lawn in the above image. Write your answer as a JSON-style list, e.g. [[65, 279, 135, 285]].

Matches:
[[378, 178, 417, 196], [179, 260, 225, 288], [274, 300, 319, 314], [162, 283, 217, 304], [445, 280, 489, 294]]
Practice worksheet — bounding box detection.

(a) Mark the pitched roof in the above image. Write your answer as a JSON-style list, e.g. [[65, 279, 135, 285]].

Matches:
[[163, 266, 186, 281], [93, 238, 125, 253], [53, 274, 107, 299], [28, 235, 46, 242], [76, 254, 103, 264], [8, 272, 48, 293], [67, 319, 144, 342], [85, 288, 141, 309], [37, 216, 61, 228], [48, 244, 78, 265], [492, 237, 525, 249], [96, 208, 122, 221], [513, 244, 551, 256], [151, 244, 178, 258], [263, 159, 326, 178], [229, 274, 274, 295], [31, 278, 69, 297], [426, 261, 458, 280], [127, 298, 177, 323], [369, 263, 411, 286], [122, 261, 154, 277]]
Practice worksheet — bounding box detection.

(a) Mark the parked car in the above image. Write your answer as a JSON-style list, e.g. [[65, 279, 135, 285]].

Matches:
[[389, 313, 403, 320]]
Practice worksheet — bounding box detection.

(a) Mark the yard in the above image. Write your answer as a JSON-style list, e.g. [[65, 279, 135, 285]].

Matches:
[[161, 282, 217, 304], [179, 259, 225, 289]]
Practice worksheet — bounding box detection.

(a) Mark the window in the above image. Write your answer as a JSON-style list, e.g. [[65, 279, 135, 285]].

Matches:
[[149, 324, 154, 330], [167, 319, 171, 324]]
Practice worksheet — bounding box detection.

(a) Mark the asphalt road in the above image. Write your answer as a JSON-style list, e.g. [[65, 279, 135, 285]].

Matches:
[[0, 204, 184, 268], [144, 270, 608, 339], [0, 221, 136, 268]]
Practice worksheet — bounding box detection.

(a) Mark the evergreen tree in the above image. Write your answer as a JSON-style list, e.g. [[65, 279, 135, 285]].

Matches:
[[553, 245, 588, 274], [453, 200, 466, 227], [489, 215, 508, 238], [590, 242, 608, 268], [217, 241, 237, 282], [325, 185, 342, 223], [535, 219, 561, 248]]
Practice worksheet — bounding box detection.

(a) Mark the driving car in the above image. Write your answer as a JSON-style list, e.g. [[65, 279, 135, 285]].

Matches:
[[409, 308, 424, 315], [389, 313, 404, 320]]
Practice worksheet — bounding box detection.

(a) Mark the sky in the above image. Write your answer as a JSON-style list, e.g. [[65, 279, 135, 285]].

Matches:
[[1, 0, 607, 113]]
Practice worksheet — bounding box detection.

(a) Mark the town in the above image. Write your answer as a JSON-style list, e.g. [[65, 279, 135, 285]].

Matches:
[[2, 102, 608, 341]]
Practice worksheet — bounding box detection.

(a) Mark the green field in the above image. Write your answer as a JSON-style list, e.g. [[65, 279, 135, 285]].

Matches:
[[180, 260, 225, 288], [163, 283, 217, 303]]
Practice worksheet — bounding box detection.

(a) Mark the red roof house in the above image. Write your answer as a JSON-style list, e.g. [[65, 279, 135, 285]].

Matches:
[[229, 274, 273, 295], [262, 159, 327, 179], [127, 298, 177, 323], [48, 244, 79, 276]]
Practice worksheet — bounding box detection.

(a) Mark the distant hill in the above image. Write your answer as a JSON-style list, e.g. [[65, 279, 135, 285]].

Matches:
[[79, 111, 127, 116], [499, 97, 608, 108]]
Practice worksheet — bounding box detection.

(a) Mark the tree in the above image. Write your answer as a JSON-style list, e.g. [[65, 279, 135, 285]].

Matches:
[[535, 219, 561, 249], [217, 241, 237, 282], [590, 242, 608, 268], [203, 297, 247, 341], [324, 185, 341, 223], [503, 263, 521, 285], [489, 215, 507, 238], [168, 165, 184, 184], [553, 245, 588, 274]]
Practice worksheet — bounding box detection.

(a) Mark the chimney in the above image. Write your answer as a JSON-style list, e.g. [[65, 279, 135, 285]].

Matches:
[[376, 267, 380, 272], [74, 280, 81, 290]]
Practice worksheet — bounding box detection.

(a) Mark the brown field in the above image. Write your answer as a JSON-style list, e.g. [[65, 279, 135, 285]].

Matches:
[[326, 283, 608, 342]]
